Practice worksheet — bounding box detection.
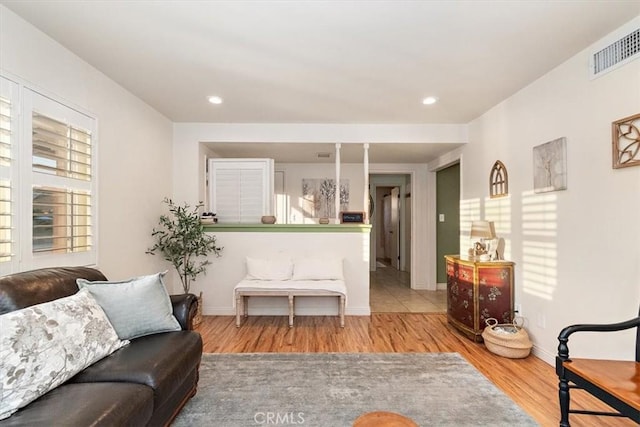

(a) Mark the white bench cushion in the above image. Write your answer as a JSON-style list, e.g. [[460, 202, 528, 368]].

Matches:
[[235, 279, 347, 297]]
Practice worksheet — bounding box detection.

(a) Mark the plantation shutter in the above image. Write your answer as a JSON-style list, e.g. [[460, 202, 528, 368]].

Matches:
[[0, 76, 17, 272], [26, 89, 96, 267], [209, 159, 274, 224]]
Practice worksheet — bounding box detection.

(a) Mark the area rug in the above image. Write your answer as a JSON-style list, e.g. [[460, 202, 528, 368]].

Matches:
[[173, 353, 538, 427]]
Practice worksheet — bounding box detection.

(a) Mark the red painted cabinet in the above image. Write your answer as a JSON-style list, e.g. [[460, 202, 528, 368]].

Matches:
[[445, 255, 514, 342]]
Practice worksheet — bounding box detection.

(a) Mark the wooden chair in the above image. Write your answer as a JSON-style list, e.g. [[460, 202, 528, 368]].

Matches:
[[556, 307, 640, 426]]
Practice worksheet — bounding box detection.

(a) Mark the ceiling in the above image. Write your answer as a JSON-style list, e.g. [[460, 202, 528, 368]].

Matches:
[[2, 1, 639, 163]]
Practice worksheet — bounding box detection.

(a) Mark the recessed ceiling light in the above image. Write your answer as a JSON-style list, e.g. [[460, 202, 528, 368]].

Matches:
[[422, 96, 439, 105], [207, 95, 223, 105]]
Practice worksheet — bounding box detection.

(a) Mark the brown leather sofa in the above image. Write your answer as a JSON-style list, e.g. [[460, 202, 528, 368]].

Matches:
[[0, 267, 203, 427]]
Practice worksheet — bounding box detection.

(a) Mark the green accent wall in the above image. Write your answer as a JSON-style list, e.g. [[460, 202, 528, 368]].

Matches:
[[203, 224, 372, 233], [436, 163, 460, 283]]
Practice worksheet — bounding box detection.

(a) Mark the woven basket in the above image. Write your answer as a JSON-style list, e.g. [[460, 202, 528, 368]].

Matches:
[[481, 317, 532, 359], [192, 291, 203, 327]]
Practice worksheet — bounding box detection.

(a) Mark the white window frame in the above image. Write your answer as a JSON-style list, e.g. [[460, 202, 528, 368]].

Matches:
[[0, 72, 98, 274], [0, 76, 20, 275], [209, 158, 274, 224]]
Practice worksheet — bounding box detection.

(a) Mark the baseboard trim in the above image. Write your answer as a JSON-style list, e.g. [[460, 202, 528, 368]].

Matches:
[[203, 307, 372, 316]]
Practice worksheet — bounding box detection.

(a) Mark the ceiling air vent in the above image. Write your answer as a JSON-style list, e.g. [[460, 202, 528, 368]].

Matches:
[[316, 152, 331, 159], [591, 27, 639, 78]]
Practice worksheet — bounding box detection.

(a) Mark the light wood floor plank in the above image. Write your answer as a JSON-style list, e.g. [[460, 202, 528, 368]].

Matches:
[[195, 313, 636, 426]]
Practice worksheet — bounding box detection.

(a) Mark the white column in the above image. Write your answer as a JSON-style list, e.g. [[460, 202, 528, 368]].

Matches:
[[335, 143, 341, 223], [363, 143, 370, 224]]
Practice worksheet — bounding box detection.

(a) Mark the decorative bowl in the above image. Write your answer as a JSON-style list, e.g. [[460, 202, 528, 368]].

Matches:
[[261, 215, 276, 224]]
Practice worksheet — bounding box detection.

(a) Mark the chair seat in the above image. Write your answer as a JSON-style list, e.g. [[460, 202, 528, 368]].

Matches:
[[563, 358, 640, 414]]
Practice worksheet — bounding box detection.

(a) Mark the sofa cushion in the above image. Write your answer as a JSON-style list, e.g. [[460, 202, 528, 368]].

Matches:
[[292, 257, 344, 280], [71, 331, 202, 410], [0, 382, 153, 427], [77, 271, 181, 340], [0, 289, 128, 420]]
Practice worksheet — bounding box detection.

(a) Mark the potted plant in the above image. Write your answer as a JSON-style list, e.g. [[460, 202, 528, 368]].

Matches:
[[147, 198, 222, 324]]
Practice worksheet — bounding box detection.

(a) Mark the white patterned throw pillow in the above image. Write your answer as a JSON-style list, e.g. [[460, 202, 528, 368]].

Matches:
[[0, 289, 128, 420]]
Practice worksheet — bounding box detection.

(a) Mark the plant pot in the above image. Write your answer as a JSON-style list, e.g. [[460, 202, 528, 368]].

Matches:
[[192, 291, 203, 327]]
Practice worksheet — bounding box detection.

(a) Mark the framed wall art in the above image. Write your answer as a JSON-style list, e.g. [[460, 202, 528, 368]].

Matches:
[[533, 137, 567, 193], [302, 178, 349, 219], [612, 113, 640, 169], [489, 160, 509, 198]]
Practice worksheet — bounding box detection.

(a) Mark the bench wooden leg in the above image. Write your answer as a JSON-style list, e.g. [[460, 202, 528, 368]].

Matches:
[[235, 292, 242, 327], [288, 294, 294, 327], [339, 295, 345, 328]]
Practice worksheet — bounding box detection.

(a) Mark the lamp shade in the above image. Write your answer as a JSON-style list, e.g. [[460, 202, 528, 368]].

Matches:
[[470, 220, 496, 239]]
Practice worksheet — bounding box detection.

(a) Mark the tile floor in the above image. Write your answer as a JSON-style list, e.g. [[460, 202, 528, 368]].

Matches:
[[370, 260, 447, 313]]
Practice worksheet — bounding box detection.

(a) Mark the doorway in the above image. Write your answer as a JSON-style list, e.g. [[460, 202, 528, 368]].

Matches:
[[436, 163, 460, 285], [379, 186, 400, 268], [369, 173, 447, 313], [369, 174, 410, 274]]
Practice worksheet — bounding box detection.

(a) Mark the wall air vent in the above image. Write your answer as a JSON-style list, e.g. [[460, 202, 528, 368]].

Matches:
[[591, 27, 639, 78]]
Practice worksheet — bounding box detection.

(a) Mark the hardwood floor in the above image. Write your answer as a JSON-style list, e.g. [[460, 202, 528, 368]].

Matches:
[[195, 313, 636, 427]]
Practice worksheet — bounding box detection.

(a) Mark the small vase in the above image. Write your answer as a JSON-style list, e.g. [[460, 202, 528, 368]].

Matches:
[[261, 215, 276, 224]]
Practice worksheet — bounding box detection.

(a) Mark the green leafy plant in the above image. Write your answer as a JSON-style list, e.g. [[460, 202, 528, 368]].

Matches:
[[147, 198, 222, 294]]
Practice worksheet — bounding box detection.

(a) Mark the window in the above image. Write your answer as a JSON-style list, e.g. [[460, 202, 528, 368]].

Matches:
[[32, 187, 91, 254], [25, 89, 96, 268], [0, 75, 97, 273], [209, 158, 274, 223], [0, 76, 17, 274]]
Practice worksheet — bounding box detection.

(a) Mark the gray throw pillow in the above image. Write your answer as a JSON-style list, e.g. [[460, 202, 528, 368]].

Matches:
[[77, 271, 181, 340]]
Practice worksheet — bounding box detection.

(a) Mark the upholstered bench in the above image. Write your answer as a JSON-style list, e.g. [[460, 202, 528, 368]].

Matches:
[[234, 257, 347, 328]]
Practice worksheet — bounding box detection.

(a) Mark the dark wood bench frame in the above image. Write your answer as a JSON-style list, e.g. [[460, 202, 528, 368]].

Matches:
[[556, 307, 640, 426]]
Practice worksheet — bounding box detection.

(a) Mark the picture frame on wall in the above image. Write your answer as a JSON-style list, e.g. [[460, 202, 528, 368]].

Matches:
[[612, 113, 640, 169], [533, 137, 567, 193]]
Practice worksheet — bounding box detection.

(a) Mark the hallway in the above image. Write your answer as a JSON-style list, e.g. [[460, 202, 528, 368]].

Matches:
[[370, 261, 446, 313]]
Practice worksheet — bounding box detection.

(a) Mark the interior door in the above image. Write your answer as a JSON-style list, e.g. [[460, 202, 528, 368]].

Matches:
[[390, 187, 400, 269], [383, 194, 392, 260]]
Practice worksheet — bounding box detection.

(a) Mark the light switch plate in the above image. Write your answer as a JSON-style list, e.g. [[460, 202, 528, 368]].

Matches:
[[439, 214, 445, 222]]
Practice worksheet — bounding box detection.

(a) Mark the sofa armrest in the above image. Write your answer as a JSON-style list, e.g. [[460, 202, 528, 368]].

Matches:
[[170, 293, 198, 330]]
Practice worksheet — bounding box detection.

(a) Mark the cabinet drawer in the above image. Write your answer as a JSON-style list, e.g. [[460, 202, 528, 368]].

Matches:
[[446, 260, 475, 329], [478, 266, 513, 325]]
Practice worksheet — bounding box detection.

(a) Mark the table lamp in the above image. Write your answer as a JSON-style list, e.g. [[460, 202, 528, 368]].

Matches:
[[469, 220, 496, 261]]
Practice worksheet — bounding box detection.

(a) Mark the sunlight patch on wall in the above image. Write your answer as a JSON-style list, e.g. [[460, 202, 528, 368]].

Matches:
[[521, 190, 558, 300], [275, 193, 289, 224], [485, 195, 512, 260], [459, 198, 481, 255]]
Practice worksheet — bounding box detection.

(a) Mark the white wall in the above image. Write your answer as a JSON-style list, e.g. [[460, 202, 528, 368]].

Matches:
[[447, 17, 640, 363], [194, 230, 371, 316], [0, 6, 174, 281], [173, 124, 465, 290], [276, 163, 365, 223]]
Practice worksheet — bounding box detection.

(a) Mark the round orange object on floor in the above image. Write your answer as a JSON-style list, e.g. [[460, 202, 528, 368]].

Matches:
[[353, 411, 418, 427]]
